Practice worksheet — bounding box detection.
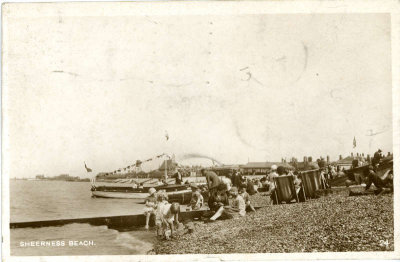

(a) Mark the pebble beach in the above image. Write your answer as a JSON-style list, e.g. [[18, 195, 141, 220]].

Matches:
[[153, 191, 394, 254]]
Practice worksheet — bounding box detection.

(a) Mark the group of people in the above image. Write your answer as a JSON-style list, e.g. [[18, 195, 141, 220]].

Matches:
[[144, 149, 393, 239], [346, 149, 394, 195], [143, 188, 181, 239]]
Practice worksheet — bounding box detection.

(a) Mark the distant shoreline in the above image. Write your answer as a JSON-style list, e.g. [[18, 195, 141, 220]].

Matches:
[[10, 179, 91, 182]]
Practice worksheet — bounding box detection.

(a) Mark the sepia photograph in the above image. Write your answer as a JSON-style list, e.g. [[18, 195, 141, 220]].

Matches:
[[2, 1, 399, 260]]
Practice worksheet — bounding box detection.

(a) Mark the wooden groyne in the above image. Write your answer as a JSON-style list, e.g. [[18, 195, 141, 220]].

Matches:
[[10, 210, 206, 230]]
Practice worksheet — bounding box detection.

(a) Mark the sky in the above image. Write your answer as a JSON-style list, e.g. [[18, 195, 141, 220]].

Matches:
[[3, 10, 393, 178]]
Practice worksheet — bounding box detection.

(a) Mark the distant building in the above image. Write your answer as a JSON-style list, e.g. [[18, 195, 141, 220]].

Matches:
[[240, 162, 294, 175], [292, 161, 320, 171], [210, 165, 240, 176], [158, 159, 178, 172]]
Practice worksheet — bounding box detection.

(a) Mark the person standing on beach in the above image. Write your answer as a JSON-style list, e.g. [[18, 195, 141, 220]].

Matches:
[[202, 169, 221, 197], [161, 202, 180, 240], [372, 149, 383, 168], [234, 171, 243, 188], [155, 191, 169, 238], [173, 170, 183, 185]]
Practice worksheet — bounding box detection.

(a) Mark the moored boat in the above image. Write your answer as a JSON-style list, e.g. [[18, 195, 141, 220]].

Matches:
[[91, 184, 193, 204]]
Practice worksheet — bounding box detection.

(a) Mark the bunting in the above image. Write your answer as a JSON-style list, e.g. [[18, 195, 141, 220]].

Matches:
[[98, 153, 171, 177]]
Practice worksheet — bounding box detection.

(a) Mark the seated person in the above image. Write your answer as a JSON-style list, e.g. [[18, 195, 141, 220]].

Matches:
[[256, 179, 262, 190], [266, 165, 279, 195], [210, 187, 246, 220], [190, 185, 204, 210], [260, 176, 268, 189], [208, 184, 229, 212], [239, 187, 256, 212], [246, 178, 257, 195], [345, 170, 364, 187], [277, 166, 287, 176], [365, 165, 393, 194], [143, 187, 157, 230]]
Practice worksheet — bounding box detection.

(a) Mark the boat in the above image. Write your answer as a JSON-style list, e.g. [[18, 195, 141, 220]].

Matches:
[[91, 183, 193, 204], [343, 155, 393, 183]]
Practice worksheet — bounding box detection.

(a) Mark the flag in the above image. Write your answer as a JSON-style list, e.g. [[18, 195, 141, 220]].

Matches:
[[84, 162, 92, 173], [353, 136, 356, 148], [165, 130, 169, 141]]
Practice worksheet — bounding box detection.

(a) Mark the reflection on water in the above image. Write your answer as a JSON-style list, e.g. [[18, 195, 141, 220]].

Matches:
[[11, 223, 155, 256]]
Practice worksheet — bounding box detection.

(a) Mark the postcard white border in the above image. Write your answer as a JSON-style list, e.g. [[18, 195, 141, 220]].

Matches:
[[2, 0, 400, 261]]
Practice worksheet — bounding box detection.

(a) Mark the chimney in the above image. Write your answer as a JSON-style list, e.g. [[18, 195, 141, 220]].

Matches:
[[362, 153, 365, 157], [327, 155, 330, 163], [339, 155, 342, 160], [367, 154, 371, 162], [388, 152, 391, 156], [351, 152, 354, 157], [357, 153, 359, 157]]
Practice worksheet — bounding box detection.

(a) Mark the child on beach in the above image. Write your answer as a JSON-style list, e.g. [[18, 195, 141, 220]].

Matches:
[[190, 185, 204, 210], [155, 191, 169, 238], [239, 187, 256, 212], [210, 187, 246, 220], [143, 187, 157, 230], [161, 202, 180, 240]]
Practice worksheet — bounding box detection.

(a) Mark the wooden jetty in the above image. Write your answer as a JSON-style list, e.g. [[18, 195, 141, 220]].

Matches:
[[10, 209, 206, 230]]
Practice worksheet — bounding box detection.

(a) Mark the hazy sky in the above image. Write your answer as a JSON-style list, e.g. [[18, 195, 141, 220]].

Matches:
[[3, 9, 393, 177]]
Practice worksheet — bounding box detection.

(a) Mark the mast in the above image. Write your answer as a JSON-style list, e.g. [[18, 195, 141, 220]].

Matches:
[[164, 157, 168, 181]]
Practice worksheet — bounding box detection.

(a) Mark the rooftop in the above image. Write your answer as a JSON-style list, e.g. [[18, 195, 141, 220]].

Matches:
[[241, 162, 295, 170]]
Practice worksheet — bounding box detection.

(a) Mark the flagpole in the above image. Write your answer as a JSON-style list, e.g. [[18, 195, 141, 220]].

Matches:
[[164, 157, 168, 182], [164, 131, 169, 182]]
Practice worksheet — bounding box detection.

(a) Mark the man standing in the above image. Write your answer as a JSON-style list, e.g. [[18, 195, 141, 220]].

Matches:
[[173, 170, 182, 185], [266, 165, 279, 195], [201, 169, 221, 197], [372, 149, 382, 168]]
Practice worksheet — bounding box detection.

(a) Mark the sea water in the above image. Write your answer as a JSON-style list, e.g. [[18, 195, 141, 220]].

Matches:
[[9, 180, 155, 255]]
